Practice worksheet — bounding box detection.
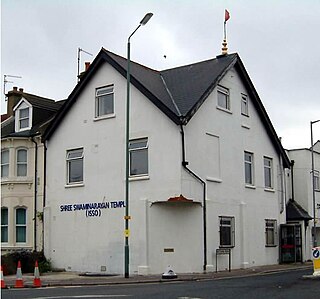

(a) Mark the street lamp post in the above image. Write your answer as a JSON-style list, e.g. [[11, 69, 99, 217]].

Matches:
[[125, 12, 153, 278], [311, 119, 320, 248]]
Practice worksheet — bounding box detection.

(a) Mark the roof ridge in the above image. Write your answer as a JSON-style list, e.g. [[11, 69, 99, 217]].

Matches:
[[161, 53, 238, 73]]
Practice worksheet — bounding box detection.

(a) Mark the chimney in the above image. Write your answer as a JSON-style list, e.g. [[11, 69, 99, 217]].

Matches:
[[78, 62, 91, 81], [6, 87, 23, 116]]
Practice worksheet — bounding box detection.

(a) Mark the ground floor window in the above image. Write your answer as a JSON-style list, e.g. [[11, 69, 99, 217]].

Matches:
[[1, 207, 8, 242], [219, 216, 235, 248], [265, 219, 277, 246], [16, 208, 27, 243]]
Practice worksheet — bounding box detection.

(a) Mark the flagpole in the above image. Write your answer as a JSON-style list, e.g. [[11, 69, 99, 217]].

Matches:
[[222, 9, 230, 55]]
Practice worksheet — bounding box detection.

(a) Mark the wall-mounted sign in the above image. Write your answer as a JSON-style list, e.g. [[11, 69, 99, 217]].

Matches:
[[60, 201, 125, 217]]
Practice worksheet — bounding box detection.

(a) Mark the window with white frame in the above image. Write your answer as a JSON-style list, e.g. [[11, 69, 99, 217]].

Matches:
[[66, 148, 84, 184], [17, 148, 27, 177], [264, 157, 273, 189], [217, 86, 230, 111], [244, 151, 254, 185], [16, 208, 26, 243], [265, 219, 277, 246], [241, 94, 249, 116], [314, 170, 320, 191], [95, 85, 114, 118], [1, 208, 8, 243], [219, 216, 235, 248], [129, 138, 148, 177], [1, 149, 9, 178], [18, 108, 30, 129]]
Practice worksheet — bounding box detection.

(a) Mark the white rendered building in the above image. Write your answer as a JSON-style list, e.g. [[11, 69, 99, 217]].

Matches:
[[43, 49, 290, 274]]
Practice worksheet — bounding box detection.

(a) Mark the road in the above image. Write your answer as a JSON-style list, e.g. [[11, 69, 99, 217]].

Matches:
[[2, 269, 319, 299]]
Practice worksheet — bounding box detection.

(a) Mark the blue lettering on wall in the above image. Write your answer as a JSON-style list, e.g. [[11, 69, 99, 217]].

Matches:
[[60, 201, 125, 217]]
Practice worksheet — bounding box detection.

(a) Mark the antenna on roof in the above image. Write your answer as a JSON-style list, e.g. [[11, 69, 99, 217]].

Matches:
[[77, 48, 93, 83], [3, 74, 22, 99]]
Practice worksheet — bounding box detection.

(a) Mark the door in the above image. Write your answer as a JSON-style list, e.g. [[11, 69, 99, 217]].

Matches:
[[280, 224, 302, 263]]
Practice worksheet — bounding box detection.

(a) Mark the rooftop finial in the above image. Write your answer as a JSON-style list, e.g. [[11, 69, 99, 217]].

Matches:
[[222, 9, 230, 55]]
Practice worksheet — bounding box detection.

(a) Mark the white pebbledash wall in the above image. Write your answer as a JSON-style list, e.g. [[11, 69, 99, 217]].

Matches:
[[44, 62, 287, 274]]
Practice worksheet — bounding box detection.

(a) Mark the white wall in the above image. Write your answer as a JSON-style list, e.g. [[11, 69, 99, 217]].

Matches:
[[45, 62, 197, 274], [45, 62, 288, 274], [183, 67, 287, 269]]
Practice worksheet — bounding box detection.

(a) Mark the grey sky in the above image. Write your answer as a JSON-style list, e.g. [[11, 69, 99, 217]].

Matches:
[[1, 0, 320, 149]]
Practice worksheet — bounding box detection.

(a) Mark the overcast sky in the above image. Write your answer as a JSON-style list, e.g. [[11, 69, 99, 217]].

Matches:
[[1, 0, 320, 149]]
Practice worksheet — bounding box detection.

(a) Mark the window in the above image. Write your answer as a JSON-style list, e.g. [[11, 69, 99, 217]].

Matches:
[[16, 208, 26, 243], [264, 157, 273, 189], [219, 216, 235, 247], [1, 149, 9, 178], [17, 149, 27, 177], [244, 152, 254, 185], [129, 138, 148, 176], [18, 108, 30, 129], [1, 208, 8, 243], [217, 86, 230, 110], [314, 171, 320, 191], [95, 85, 114, 117], [241, 94, 249, 116], [265, 219, 277, 246], [66, 148, 84, 184]]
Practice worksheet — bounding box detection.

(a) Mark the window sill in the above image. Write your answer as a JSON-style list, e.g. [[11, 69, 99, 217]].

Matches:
[[65, 183, 85, 188], [219, 246, 234, 249], [93, 114, 116, 121], [265, 245, 277, 248], [264, 188, 275, 193], [206, 177, 222, 183], [216, 106, 232, 114], [129, 175, 150, 182], [241, 124, 250, 130], [245, 184, 256, 190]]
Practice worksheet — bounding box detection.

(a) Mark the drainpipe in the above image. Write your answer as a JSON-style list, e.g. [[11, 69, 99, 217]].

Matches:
[[42, 140, 47, 252], [31, 136, 38, 252], [180, 124, 207, 272], [290, 160, 295, 201]]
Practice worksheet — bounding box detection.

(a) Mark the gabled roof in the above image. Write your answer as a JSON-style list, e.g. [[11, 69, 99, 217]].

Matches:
[[286, 200, 312, 221], [43, 48, 290, 167], [1, 92, 63, 139]]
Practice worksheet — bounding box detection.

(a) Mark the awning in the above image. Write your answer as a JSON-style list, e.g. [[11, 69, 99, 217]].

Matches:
[[151, 194, 202, 206], [286, 199, 312, 221]]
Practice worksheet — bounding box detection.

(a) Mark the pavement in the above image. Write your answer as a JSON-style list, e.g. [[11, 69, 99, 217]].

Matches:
[[1, 262, 317, 289]]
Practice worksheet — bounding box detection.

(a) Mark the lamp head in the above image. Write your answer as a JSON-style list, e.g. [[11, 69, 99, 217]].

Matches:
[[140, 13, 153, 25]]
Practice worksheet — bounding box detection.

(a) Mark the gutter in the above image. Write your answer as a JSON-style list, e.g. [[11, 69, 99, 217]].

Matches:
[[31, 136, 38, 251], [180, 124, 207, 272]]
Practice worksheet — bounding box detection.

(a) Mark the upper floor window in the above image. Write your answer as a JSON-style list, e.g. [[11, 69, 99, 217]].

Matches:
[[219, 216, 235, 248], [1, 149, 9, 178], [244, 151, 254, 185], [14, 100, 32, 132], [16, 208, 27, 243], [95, 85, 114, 118], [129, 138, 148, 177], [1, 208, 8, 243], [16, 149, 27, 177], [217, 86, 230, 111], [241, 94, 249, 116], [265, 219, 277, 246], [264, 157, 273, 189], [66, 148, 84, 184]]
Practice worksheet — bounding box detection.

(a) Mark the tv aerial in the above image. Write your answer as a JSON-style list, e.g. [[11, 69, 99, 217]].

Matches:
[[3, 74, 22, 99], [77, 48, 93, 82]]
